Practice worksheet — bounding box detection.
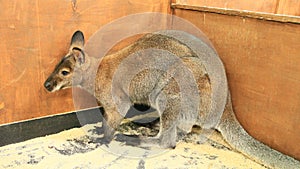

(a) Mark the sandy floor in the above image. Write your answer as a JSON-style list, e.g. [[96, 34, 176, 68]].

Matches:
[[0, 122, 266, 169]]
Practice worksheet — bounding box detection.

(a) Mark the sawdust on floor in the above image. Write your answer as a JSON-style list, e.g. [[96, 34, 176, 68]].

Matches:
[[0, 122, 267, 169]]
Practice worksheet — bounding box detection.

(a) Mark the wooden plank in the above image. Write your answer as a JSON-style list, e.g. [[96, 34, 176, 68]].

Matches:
[[174, 8, 300, 160], [0, 0, 171, 124], [277, 0, 300, 16], [171, 3, 300, 24], [175, 0, 278, 13], [174, 0, 300, 17]]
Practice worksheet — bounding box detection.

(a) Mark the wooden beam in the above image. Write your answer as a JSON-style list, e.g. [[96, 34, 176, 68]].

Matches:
[[172, 3, 300, 24]]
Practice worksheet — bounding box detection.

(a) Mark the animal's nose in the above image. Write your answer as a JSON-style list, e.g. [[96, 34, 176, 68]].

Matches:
[[44, 81, 52, 91]]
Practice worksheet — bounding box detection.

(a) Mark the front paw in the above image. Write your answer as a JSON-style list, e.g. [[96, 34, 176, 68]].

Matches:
[[103, 123, 116, 141]]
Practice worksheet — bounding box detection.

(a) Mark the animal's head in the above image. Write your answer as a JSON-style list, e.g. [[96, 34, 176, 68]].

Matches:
[[44, 30, 87, 92]]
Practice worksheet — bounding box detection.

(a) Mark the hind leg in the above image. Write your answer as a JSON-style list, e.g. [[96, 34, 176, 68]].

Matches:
[[116, 110, 178, 148], [116, 93, 181, 149], [116, 90, 181, 148], [140, 94, 180, 148]]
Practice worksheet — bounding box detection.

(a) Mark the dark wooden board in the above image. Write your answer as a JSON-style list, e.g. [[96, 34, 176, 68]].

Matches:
[[0, 108, 104, 147]]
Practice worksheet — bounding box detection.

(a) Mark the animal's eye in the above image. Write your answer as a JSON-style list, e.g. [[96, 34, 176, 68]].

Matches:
[[61, 70, 70, 76]]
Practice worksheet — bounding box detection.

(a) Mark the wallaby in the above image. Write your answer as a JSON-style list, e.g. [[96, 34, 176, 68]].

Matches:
[[44, 30, 299, 169]]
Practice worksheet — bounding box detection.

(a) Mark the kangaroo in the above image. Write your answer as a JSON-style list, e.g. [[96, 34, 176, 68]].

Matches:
[[44, 30, 299, 169]]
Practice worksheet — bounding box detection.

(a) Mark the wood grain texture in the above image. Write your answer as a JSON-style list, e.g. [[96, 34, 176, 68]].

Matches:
[[175, 0, 278, 13], [173, 9, 300, 160], [0, 0, 171, 124], [277, 0, 300, 16]]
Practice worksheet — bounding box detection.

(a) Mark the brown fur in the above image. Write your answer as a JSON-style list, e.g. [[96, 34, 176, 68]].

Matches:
[[44, 30, 299, 169]]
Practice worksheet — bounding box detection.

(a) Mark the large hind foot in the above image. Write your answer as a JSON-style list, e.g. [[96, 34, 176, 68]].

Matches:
[[115, 125, 177, 149]]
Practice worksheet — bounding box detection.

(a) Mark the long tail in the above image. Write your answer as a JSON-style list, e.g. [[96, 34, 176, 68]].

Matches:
[[217, 95, 300, 169]]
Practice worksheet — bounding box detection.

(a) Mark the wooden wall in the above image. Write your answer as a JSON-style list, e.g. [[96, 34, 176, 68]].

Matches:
[[172, 6, 300, 160], [0, 0, 171, 124], [175, 0, 300, 16]]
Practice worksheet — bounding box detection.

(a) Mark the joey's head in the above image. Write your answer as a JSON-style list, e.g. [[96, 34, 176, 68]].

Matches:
[[44, 30, 88, 92]]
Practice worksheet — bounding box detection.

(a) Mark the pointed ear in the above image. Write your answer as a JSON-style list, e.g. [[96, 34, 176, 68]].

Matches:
[[70, 30, 85, 49], [72, 47, 85, 65]]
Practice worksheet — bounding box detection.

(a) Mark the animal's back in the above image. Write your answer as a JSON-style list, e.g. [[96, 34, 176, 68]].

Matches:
[[95, 33, 203, 106]]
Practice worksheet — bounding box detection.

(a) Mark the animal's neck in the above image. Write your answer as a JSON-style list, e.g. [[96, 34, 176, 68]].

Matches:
[[79, 56, 100, 95]]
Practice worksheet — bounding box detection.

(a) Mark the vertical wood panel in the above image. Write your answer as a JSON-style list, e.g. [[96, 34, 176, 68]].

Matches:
[[174, 9, 300, 160], [0, 0, 171, 124], [175, 0, 278, 13], [277, 0, 300, 16]]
